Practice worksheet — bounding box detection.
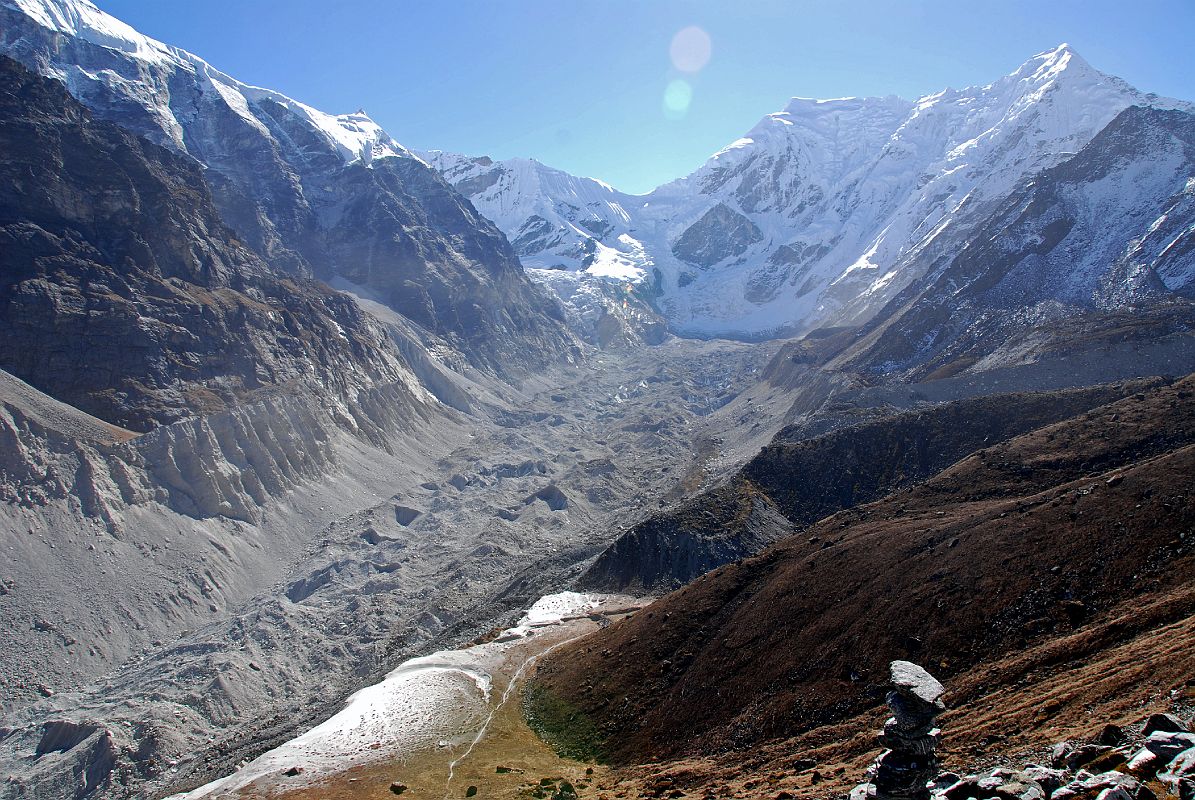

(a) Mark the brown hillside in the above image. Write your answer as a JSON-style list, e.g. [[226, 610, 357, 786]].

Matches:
[[580, 381, 1157, 594], [533, 375, 1195, 765], [576, 585, 1195, 800]]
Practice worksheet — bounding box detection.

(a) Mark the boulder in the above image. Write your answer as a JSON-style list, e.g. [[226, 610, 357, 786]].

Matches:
[[1125, 749, 1163, 779], [1098, 725, 1128, 747], [1143, 732, 1195, 762], [1143, 714, 1188, 736], [1160, 748, 1195, 788], [1021, 766, 1068, 796], [1093, 789, 1132, 800], [1054, 770, 1147, 800], [1067, 745, 1116, 772]]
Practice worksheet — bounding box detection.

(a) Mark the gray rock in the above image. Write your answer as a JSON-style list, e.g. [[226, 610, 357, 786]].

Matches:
[[1053, 742, 1078, 769], [1143, 713, 1189, 736], [671, 203, 763, 268], [1127, 748, 1163, 777], [1021, 766, 1068, 796], [1094, 788, 1132, 800], [1067, 744, 1116, 771], [1058, 770, 1145, 800], [891, 661, 946, 706], [938, 774, 1042, 800], [929, 773, 962, 792], [1161, 748, 1195, 787], [1143, 731, 1195, 761]]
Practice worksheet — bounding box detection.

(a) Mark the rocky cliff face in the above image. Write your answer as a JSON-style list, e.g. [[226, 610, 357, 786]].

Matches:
[[0, 55, 412, 431], [0, 0, 579, 376], [670, 202, 763, 269]]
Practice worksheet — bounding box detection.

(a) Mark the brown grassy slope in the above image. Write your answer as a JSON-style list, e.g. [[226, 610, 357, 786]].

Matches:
[[582, 586, 1195, 800], [534, 375, 1195, 764]]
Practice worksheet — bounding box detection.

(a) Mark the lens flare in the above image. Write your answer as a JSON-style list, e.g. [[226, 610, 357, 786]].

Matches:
[[663, 79, 693, 118], [670, 25, 711, 73]]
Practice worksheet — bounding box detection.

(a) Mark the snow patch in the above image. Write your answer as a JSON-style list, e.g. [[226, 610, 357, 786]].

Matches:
[[167, 592, 617, 799]]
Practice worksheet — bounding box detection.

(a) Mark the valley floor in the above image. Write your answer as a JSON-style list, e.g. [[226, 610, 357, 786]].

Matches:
[[6, 326, 1195, 800], [0, 337, 792, 798], [171, 593, 644, 800]]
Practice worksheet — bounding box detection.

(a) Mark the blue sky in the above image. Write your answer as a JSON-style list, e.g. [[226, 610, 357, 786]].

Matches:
[[100, 0, 1194, 194]]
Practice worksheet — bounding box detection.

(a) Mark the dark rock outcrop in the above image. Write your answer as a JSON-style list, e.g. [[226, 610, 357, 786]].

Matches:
[[580, 479, 792, 593], [671, 202, 762, 268]]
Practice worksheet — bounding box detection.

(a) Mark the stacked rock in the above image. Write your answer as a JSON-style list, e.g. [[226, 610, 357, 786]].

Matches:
[[854, 660, 947, 800]]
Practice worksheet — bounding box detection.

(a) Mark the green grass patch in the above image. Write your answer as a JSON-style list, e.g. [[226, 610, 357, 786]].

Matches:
[[522, 680, 608, 764]]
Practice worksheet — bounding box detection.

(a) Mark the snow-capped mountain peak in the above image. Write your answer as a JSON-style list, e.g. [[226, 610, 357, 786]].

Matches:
[[1010, 42, 1092, 85], [6, 0, 173, 63], [427, 43, 1193, 339], [2, 0, 412, 166], [7, 2, 1191, 344], [418, 149, 639, 271]]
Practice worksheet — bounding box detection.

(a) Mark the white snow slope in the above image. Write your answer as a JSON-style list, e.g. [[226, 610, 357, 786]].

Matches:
[[428, 45, 1193, 338]]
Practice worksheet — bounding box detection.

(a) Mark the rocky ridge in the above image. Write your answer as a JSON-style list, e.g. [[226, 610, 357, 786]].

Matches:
[[0, 55, 413, 431], [0, 0, 579, 375], [579, 379, 1163, 594]]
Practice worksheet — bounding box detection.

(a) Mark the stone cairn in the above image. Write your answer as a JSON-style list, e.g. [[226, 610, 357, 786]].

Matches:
[[852, 660, 946, 800]]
